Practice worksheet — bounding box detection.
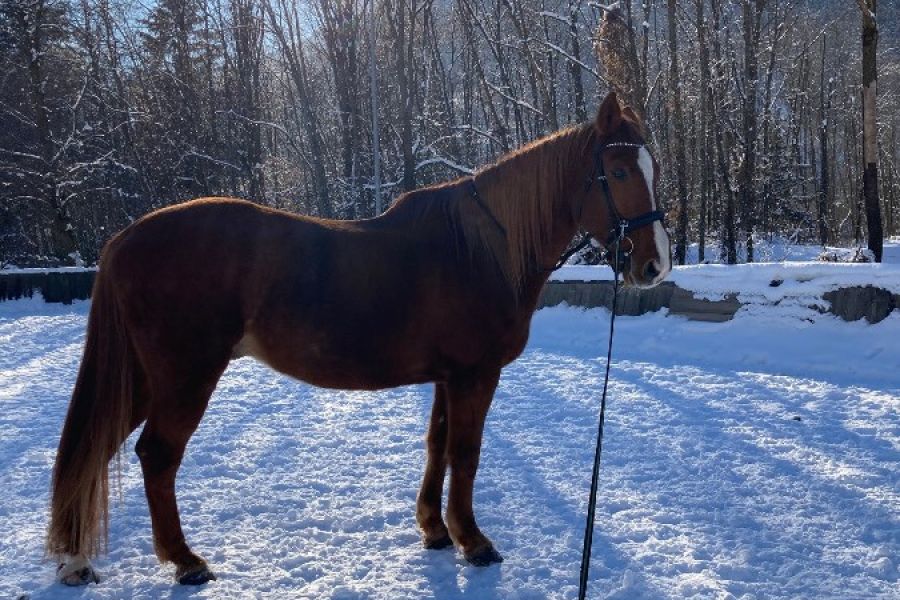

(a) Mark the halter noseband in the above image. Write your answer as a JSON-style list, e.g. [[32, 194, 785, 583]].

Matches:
[[589, 141, 666, 249]]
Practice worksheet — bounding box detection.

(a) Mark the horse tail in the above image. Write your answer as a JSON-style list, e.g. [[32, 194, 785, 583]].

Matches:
[[47, 250, 138, 559]]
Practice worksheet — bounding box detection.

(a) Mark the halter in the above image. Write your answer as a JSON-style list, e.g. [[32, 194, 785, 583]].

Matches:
[[589, 141, 666, 249]]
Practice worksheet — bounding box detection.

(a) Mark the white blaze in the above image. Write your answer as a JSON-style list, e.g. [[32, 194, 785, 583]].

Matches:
[[637, 147, 671, 279]]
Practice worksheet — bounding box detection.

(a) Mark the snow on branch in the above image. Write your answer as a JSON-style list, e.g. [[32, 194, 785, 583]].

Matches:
[[484, 82, 544, 116], [415, 157, 474, 176], [541, 40, 603, 82], [853, 0, 876, 23]]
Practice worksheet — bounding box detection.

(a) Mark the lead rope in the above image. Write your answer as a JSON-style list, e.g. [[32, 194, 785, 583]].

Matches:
[[577, 223, 624, 600]]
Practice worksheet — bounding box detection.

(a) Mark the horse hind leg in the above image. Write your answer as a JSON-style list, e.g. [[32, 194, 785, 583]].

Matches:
[[416, 384, 453, 550], [135, 370, 225, 585]]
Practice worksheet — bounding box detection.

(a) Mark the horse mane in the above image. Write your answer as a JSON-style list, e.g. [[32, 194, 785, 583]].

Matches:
[[381, 121, 598, 289], [465, 122, 597, 288]]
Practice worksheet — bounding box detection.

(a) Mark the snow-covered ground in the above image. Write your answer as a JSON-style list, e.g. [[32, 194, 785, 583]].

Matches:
[[1, 286, 898, 598]]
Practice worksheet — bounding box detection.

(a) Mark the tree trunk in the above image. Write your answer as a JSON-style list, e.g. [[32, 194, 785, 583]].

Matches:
[[696, 0, 712, 262], [667, 0, 689, 265], [386, 0, 417, 193], [568, 2, 587, 123], [739, 0, 763, 263], [709, 0, 737, 263], [818, 33, 830, 246], [859, 0, 882, 261], [233, 0, 265, 200]]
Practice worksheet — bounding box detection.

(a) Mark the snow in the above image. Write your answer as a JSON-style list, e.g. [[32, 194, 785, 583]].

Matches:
[[553, 261, 900, 301], [551, 240, 900, 309], [414, 157, 474, 176], [0, 285, 897, 599]]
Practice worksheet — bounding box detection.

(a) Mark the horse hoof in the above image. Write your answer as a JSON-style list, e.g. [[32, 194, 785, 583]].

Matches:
[[176, 565, 217, 585], [423, 534, 453, 550], [57, 560, 100, 586], [465, 545, 504, 567]]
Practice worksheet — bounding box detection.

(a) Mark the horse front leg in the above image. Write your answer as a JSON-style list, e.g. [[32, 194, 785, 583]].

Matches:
[[416, 383, 453, 549], [444, 368, 503, 566]]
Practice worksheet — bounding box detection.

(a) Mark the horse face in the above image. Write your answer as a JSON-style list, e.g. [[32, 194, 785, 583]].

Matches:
[[579, 93, 671, 288]]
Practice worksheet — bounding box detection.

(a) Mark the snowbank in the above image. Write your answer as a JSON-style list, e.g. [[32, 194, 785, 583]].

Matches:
[[552, 262, 900, 299]]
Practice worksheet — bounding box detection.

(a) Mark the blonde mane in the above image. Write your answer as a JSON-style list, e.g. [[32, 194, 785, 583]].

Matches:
[[466, 123, 597, 288]]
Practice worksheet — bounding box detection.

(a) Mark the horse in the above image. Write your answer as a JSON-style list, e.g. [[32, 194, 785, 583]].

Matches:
[[47, 91, 671, 586]]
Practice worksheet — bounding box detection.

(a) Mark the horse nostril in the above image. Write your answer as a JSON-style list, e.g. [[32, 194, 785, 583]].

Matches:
[[643, 260, 660, 281]]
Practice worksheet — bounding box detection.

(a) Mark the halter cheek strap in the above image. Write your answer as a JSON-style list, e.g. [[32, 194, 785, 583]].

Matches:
[[589, 141, 666, 248]]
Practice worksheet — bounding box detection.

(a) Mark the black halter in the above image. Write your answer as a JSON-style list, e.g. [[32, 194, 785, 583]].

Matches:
[[590, 141, 666, 248]]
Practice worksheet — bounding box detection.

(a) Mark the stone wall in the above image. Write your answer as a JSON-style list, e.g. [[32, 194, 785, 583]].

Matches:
[[540, 281, 897, 324]]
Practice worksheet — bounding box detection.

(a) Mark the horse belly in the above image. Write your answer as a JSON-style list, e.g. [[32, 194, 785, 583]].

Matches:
[[233, 331, 445, 391]]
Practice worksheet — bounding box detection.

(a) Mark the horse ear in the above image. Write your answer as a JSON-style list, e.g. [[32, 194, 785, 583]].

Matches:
[[595, 91, 623, 137]]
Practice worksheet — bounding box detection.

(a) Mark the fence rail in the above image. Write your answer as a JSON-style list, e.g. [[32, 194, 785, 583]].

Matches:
[[0, 270, 96, 304]]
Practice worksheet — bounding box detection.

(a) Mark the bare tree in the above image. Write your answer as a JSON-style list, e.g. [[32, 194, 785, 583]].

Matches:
[[313, 0, 362, 206], [264, 0, 332, 217], [666, 0, 689, 264], [229, 0, 266, 199], [739, 0, 766, 262], [854, 0, 882, 261], [1, 0, 79, 264], [818, 33, 832, 246], [2, 0, 899, 267]]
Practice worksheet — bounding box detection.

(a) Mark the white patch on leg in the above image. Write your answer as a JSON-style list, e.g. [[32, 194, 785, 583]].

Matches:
[[638, 147, 671, 280], [56, 554, 99, 586]]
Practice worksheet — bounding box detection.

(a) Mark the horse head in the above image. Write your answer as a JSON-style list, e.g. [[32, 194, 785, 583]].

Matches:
[[576, 92, 672, 287]]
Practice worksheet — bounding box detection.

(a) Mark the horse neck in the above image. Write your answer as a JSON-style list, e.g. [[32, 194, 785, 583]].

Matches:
[[474, 127, 590, 297], [516, 198, 582, 305]]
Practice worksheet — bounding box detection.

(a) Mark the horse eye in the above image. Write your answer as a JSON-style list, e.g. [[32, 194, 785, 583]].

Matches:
[[612, 168, 627, 180]]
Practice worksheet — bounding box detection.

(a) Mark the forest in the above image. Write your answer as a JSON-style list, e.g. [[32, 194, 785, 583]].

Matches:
[[1, 0, 897, 267]]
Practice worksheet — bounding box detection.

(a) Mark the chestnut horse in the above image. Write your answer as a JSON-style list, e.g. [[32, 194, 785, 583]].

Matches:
[[48, 92, 670, 585]]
